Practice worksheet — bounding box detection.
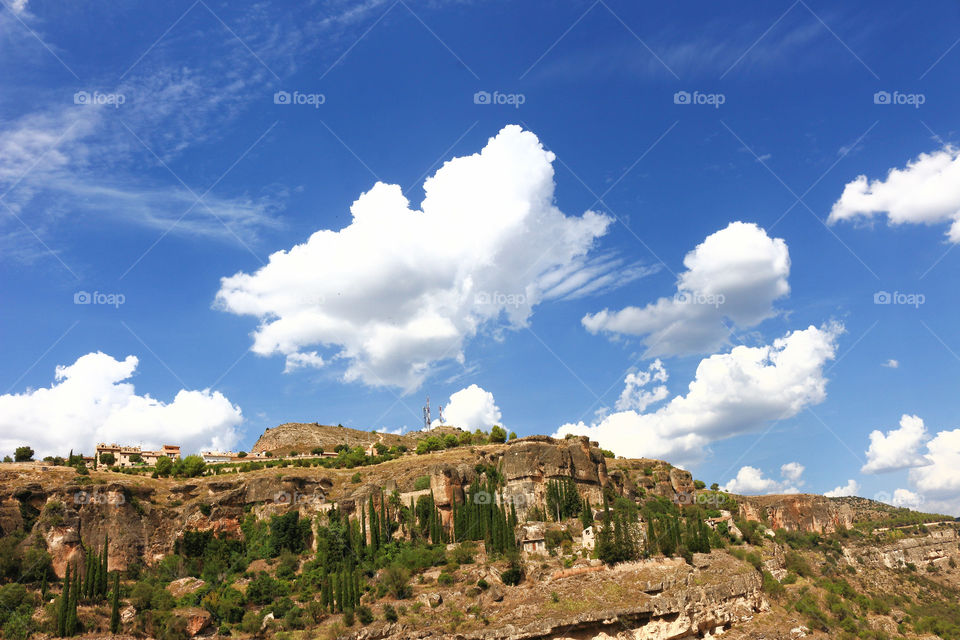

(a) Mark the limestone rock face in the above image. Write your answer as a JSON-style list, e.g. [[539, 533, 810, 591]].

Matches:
[[847, 526, 960, 569], [739, 494, 855, 533]]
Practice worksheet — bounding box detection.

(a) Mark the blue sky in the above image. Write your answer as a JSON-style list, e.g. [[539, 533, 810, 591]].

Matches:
[[2, 0, 959, 512]]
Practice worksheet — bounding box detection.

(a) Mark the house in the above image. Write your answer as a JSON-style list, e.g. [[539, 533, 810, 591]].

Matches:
[[96, 443, 180, 467], [581, 525, 596, 551], [200, 451, 234, 463], [520, 523, 546, 554]]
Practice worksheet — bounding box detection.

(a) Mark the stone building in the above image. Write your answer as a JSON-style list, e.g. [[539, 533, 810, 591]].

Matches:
[[96, 443, 180, 467]]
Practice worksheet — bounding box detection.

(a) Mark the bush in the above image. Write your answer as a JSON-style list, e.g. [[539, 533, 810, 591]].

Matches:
[[438, 571, 454, 586], [382, 565, 411, 599], [240, 610, 263, 634], [13, 447, 33, 462], [414, 475, 431, 490], [490, 425, 507, 443], [343, 609, 355, 626], [356, 605, 374, 625], [351, 472, 361, 483], [762, 570, 785, 597], [383, 604, 398, 622]]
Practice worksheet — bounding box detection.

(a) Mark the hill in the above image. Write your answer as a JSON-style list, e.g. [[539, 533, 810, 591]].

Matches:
[[0, 426, 957, 640]]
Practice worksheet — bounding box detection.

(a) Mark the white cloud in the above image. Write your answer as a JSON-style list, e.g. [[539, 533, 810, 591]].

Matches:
[[861, 414, 931, 474], [0, 352, 242, 458], [909, 428, 960, 500], [216, 125, 626, 390], [722, 467, 780, 494], [615, 359, 668, 412], [882, 359, 899, 368], [436, 384, 502, 431], [554, 322, 842, 466], [582, 222, 790, 357], [721, 462, 805, 495], [780, 461, 805, 483], [890, 488, 925, 510], [283, 351, 325, 373], [828, 146, 960, 242], [857, 417, 960, 516], [824, 479, 860, 497]]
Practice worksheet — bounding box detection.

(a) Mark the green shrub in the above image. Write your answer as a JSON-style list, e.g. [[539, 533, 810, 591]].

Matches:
[[414, 475, 431, 490], [438, 571, 454, 586], [356, 605, 374, 625], [383, 603, 398, 622]]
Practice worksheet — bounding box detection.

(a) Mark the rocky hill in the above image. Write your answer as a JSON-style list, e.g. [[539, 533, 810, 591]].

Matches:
[[1, 428, 957, 640], [249, 422, 463, 455]]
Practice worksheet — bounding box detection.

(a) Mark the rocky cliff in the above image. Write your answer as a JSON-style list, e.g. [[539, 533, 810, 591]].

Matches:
[[738, 494, 855, 533]]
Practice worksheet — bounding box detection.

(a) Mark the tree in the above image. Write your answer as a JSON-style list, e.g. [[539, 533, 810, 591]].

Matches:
[[693, 480, 706, 490], [508, 431, 518, 440], [109, 572, 120, 633], [179, 455, 206, 478], [14, 447, 33, 462], [237, 451, 248, 458], [489, 425, 507, 443], [154, 456, 173, 477], [710, 482, 719, 491], [127, 453, 143, 464]]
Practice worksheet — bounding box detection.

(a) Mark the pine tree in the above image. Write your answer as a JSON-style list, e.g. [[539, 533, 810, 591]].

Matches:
[[109, 572, 120, 634]]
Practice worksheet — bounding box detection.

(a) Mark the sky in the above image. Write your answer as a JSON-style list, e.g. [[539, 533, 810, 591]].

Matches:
[[1, 0, 959, 514]]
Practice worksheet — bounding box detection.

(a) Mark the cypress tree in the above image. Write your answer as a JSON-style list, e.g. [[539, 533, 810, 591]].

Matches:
[[360, 504, 367, 551], [67, 565, 80, 635], [321, 574, 332, 611], [109, 572, 120, 634], [368, 494, 379, 552], [57, 564, 70, 637], [99, 535, 109, 597]]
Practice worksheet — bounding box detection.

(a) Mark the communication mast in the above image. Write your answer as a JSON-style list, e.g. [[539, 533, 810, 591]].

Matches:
[[437, 404, 444, 425], [423, 396, 431, 430]]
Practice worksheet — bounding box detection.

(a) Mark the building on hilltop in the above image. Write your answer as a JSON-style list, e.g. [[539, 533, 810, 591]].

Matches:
[[96, 443, 180, 467], [200, 451, 235, 463]]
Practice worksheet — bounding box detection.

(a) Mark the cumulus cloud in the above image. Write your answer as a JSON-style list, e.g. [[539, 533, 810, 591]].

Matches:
[[909, 428, 960, 504], [216, 126, 631, 390], [824, 479, 860, 498], [435, 384, 502, 431], [882, 359, 899, 368], [861, 414, 931, 474], [283, 351, 325, 373], [828, 146, 960, 242], [722, 462, 805, 495], [582, 222, 790, 357], [0, 352, 243, 458], [554, 322, 843, 466], [780, 461, 805, 483], [857, 416, 960, 516], [615, 359, 668, 412], [890, 488, 925, 510]]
